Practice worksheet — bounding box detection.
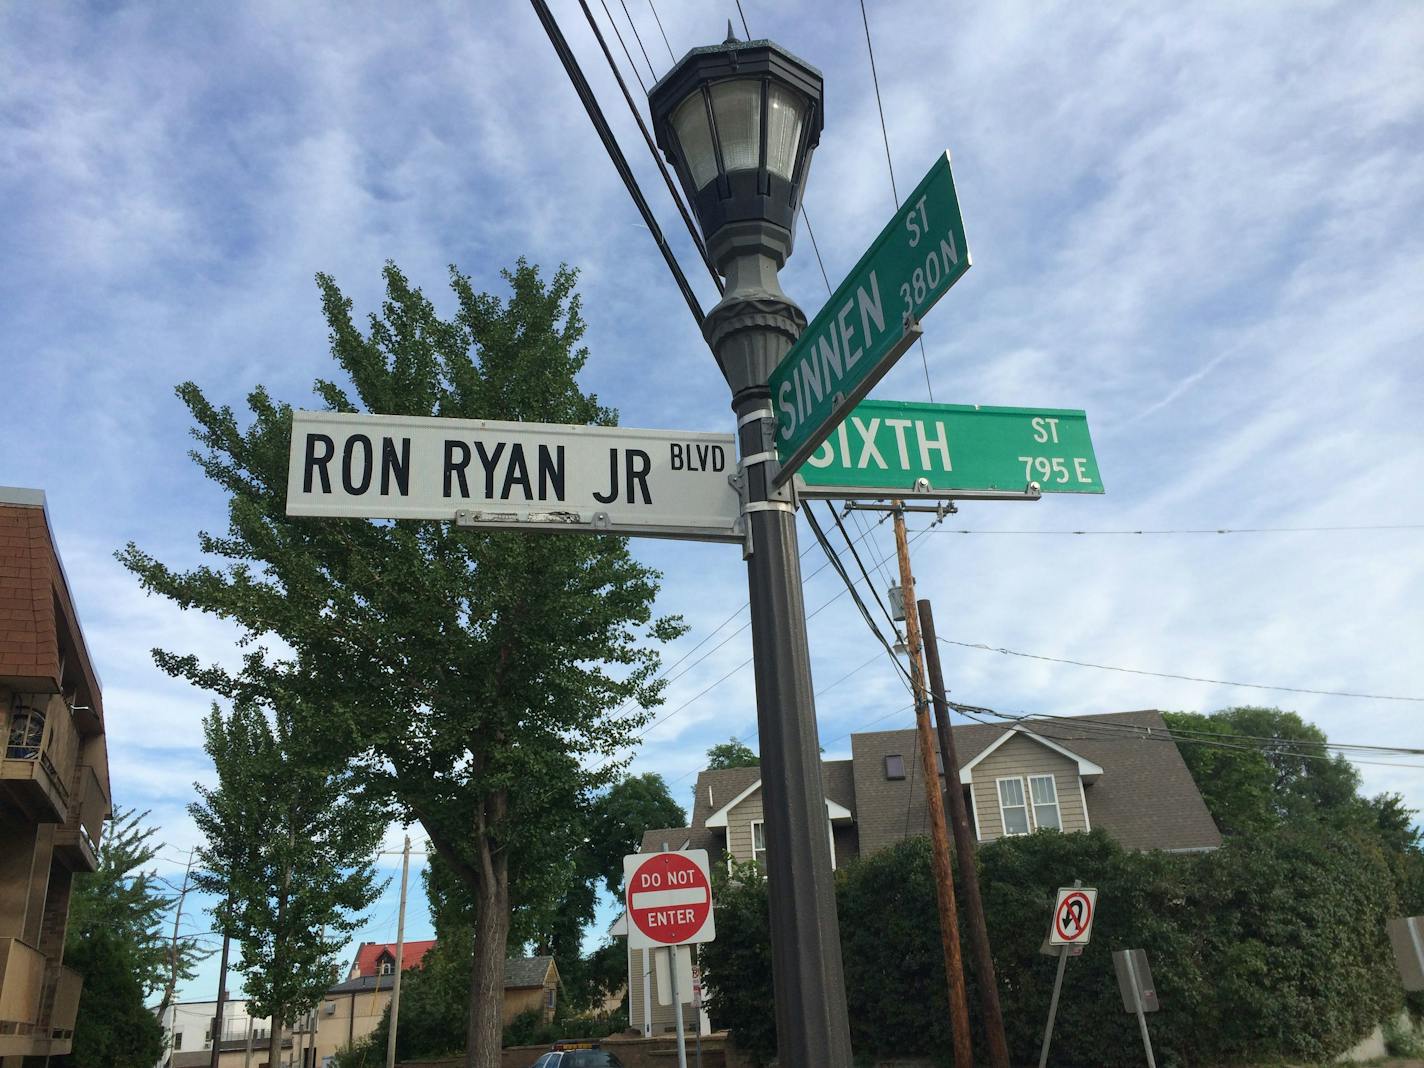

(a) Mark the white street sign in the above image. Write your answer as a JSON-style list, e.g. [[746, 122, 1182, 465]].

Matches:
[[1048, 887, 1098, 946], [286, 410, 741, 542], [623, 849, 716, 951]]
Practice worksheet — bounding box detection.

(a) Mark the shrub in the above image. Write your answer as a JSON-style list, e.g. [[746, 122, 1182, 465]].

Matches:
[[698, 862, 775, 1063], [701, 826, 1407, 1066]]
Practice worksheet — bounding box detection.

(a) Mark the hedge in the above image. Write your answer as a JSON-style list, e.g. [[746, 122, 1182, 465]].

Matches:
[[699, 826, 1407, 1066]]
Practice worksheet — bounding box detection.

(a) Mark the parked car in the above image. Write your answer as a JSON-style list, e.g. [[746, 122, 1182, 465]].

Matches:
[[527, 1039, 625, 1068]]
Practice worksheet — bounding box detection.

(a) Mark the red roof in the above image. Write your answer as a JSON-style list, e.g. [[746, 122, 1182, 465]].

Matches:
[[351, 940, 437, 977]]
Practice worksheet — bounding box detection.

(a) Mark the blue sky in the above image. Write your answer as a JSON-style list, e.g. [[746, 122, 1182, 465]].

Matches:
[[3, 1, 1422, 1005]]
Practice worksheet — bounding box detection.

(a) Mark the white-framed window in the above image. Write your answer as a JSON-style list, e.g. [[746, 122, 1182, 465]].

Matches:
[[1029, 774, 1062, 830], [996, 777, 1031, 835], [751, 819, 766, 867]]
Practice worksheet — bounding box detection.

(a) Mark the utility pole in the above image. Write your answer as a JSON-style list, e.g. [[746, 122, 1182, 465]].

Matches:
[[919, 598, 1011, 1068], [162, 848, 196, 1068], [386, 835, 410, 1068], [892, 506, 973, 1068], [209, 927, 232, 1068], [243, 1013, 254, 1068]]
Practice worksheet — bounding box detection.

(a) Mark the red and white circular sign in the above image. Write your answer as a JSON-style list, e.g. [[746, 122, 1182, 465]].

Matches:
[[1053, 890, 1095, 944], [626, 851, 713, 947]]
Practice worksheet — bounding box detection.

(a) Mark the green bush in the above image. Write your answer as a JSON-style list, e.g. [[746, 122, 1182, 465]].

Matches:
[[327, 1039, 379, 1068], [1384, 1014, 1424, 1057], [699, 862, 776, 1063], [700, 827, 1408, 1066], [503, 1006, 626, 1048]]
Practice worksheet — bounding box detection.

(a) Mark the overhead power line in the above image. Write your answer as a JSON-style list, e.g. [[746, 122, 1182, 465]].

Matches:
[[916, 524, 1424, 536], [578, 0, 723, 290], [617, 0, 658, 81], [855, 0, 934, 402], [946, 699, 1424, 770], [646, 0, 675, 63], [938, 637, 1424, 703], [529, 0, 706, 327]]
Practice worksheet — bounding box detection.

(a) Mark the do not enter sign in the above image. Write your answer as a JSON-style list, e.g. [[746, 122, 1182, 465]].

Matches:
[[623, 849, 716, 951], [1049, 886, 1098, 945]]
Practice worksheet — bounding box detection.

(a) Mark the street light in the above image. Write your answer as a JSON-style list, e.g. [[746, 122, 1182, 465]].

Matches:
[[650, 30, 853, 1068], [649, 29, 822, 272]]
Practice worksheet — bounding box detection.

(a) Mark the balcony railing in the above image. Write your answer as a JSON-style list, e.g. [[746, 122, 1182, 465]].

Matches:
[[0, 937, 46, 1032], [49, 966, 81, 1039], [1, 696, 80, 821]]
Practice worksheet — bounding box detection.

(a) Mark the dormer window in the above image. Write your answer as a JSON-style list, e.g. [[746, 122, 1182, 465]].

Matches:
[[996, 777, 1030, 835], [1029, 774, 1061, 830], [884, 754, 905, 780], [379, 959, 393, 975]]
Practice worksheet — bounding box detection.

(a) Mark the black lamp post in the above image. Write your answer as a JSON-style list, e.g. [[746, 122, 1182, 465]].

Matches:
[[651, 32, 853, 1068]]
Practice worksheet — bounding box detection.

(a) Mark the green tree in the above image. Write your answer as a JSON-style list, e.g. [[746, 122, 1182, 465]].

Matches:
[[66, 807, 208, 1000], [54, 929, 166, 1068], [119, 260, 682, 1068], [704, 737, 759, 770], [1163, 706, 1364, 835], [544, 772, 686, 1008], [588, 773, 686, 892], [187, 700, 385, 1068], [61, 808, 206, 1067]]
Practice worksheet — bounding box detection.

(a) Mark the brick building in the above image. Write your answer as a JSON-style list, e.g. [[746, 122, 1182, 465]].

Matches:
[[0, 486, 111, 1064]]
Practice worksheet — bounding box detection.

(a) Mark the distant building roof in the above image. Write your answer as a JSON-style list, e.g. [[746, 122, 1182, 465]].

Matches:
[[349, 939, 437, 978], [330, 955, 556, 996], [505, 956, 558, 989]]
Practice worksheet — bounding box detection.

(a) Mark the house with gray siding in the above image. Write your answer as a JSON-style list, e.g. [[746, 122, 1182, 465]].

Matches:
[[619, 709, 1220, 1033]]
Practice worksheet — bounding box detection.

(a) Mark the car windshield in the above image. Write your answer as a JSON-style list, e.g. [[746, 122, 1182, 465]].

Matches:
[[564, 1053, 623, 1068]]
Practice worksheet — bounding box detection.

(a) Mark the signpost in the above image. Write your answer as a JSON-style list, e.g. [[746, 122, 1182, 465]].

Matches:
[[624, 850, 716, 1068], [769, 151, 971, 482], [286, 410, 741, 542], [796, 400, 1102, 500], [1038, 884, 1096, 1068]]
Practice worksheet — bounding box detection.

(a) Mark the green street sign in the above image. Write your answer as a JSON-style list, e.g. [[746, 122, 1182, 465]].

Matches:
[[794, 400, 1104, 500], [770, 150, 971, 484]]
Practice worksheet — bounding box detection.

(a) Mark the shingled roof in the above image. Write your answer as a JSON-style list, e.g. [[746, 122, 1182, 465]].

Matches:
[[851, 710, 1221, 854], [643, 710, 1220, 860]]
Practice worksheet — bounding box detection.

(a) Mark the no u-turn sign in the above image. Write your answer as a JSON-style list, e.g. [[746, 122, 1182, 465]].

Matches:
[[623, 849, 716, 951], [1049, 886, 1098, 946]]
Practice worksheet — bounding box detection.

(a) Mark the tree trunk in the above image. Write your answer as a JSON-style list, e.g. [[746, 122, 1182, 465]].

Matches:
[[465, 789, 511, 1068], [267, 1011, 283, 1068]]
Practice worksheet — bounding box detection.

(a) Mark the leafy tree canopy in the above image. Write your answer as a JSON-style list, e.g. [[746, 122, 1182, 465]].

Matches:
[[54, 929, 166, 1068], [188, 700, 385, 1052], [1163, 706, 1414, 843], [66, 807, 209, 1001], [705, 737, 759, 771], [589, 772, 687, 892], [118, 259, 684, 1067]]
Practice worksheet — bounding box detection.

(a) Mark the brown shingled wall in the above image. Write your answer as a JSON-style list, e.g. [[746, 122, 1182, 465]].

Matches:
[[0, 504, 60, 688]]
